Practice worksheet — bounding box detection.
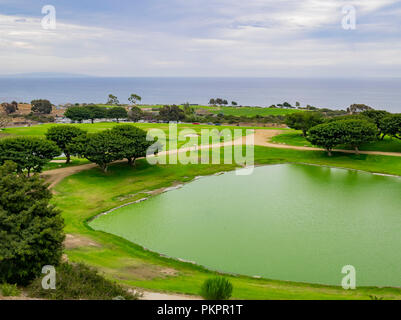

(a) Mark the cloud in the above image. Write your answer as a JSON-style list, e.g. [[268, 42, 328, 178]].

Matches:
[[0, 0, 400, 77]]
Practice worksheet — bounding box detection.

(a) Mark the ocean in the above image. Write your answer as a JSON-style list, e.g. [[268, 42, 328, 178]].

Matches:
[[1, 77, 400, 112]]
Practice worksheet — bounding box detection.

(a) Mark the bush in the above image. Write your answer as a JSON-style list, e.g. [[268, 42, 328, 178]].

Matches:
[[0, 283, 21, 297], [27, 263, 139, 300], [200, 277, 233, 300]]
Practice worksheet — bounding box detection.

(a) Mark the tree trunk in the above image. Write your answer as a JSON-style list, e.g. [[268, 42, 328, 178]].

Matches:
[[116, 118, 119, 123], [100, 164, 108, 173], [66, 153, 71, 164], [327, 149, 332, 157], [302, 130, 307, 137], [354, 146, 360, 155], [91, 119, 94, 124]]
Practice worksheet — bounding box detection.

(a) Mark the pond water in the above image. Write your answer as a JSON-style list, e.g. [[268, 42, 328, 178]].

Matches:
[[89, 164, 401, 286]]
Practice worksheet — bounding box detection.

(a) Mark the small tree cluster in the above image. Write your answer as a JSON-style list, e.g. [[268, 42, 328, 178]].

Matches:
[[209, 98, 228, 106], [64, 106, 128, 123], [71, 125, 154, 173], [307, 119, 377, 156]]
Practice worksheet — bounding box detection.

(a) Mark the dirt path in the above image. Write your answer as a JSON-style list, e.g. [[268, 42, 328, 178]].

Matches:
[[139, 290, 200, 300], [254, 129, 401, 157]]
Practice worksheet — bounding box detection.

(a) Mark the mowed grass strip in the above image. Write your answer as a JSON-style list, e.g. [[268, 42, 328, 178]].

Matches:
[[53, 146, 401, 299]]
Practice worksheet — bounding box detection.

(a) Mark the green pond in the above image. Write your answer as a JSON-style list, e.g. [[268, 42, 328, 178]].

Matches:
[[90, 164, 401, 287]]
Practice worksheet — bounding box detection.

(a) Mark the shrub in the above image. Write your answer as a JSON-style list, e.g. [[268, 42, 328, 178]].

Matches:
[[200, 277, 233, 300], [0, 283, 21, 297], [27, 263, 139, 300]]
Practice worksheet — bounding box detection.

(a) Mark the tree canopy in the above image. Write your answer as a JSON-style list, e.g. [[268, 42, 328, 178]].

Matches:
[[107, 107, 128, 123], [45, 125, 86, 163], [31, 99, 52, 114], [0, 137, 60, 175], [159, 105, 185, 122], [111, 125, 154, 166], [71, 130, 127, 173], [128, 94, 142, 105], [0, 161, 64, 285], [128, 106, 144, 122], [307, 119, 377, 155], [64, 106, 91, 122], [380, 114, 401, 140], [307, 121, 346, 156], [285, 112, 323, 136]]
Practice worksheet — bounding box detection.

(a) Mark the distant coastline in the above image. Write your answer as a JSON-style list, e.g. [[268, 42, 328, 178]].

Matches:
[[0, 77, 400, 112]]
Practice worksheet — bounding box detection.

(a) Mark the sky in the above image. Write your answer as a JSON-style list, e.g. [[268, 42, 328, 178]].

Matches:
[[1, 0, 401, 77]]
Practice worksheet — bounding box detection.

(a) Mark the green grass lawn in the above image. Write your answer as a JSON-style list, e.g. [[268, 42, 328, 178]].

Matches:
[[137, 104, 302, 117], [272, 131, 401, 153], [51, 146, 401, 300]]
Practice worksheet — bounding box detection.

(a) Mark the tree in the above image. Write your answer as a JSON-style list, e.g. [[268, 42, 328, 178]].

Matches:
[[209, 99, 216, 105], [159, 105, 185, 122], [231, 101, 238, 106], [0, 161, 64, 285], [183, 103, 195, 116], [71, 130, 126, 173], [128, 94, 142, 106], [0, 137, 60, 176], [45, 126, 86, 163], [111, 125, 154, 166], [380, 114, 401, 140], [361, 110, 390, 140], [64, 106, 91, 122], [87, 105, 107, 124], [307, 121, 344, 156], [107, 94, 119, 105], [285, 112, 324, 137], [31, 99, 52, 114], [1, 101, 18, 114], [339, 119, 377, 154], [107, 107, 128, 123], [128, 106, 144, 122], [347, 104, 372, 115]]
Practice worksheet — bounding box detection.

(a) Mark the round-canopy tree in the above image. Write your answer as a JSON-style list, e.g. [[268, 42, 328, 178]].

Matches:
[[339, 119, 377, 154], [87, 105, 107, 124], [71, 130, 126, 173], [111, 125, 154, 166], [0, 137, 60, 176], [107, 107, 128, 123], [45, 125, 86, 163], [307, 121, 344, 156], [64, 106, 91, 122], [285, 112, 323, 137], [0, 161, 65, 285]]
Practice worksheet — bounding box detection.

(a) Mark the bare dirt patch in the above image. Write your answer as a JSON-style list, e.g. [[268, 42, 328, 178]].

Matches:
[[64, 234, 102, 250]]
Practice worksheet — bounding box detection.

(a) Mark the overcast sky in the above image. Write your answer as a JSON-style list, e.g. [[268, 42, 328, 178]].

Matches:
[[1, 0, 401, 77]]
